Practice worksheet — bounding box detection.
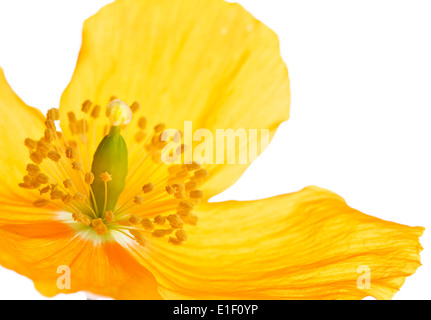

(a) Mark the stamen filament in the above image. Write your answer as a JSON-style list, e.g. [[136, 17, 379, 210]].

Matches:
[[103, 180, 108, 216]]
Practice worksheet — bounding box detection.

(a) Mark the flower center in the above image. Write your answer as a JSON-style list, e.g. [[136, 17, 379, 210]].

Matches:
[[20, 97, 208, 246]]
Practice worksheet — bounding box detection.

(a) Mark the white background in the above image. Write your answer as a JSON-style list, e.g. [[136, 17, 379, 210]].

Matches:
[[0, 0, 430, 299]]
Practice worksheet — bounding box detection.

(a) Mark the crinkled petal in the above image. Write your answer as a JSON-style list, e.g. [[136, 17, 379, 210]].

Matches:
[[59, 0, 290, 199], [0, 67, 54, 224], [129, 186, 424, 300], [0, 220, 161, 299]]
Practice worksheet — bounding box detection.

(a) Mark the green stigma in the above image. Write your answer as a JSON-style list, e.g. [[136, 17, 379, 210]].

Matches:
[[90, 125, 128, 217]]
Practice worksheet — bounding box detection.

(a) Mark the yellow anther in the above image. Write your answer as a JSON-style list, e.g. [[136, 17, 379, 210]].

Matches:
[[85, 172, 94, 184], [40, 185, 51, 195], [44, 129, 55, 143], [46, 108, 60, 121], [179, 200, 194, 210], [30, 180, 41, 189], [171, 183, 184, 192], [175, 229, 187, 242], [151, 229, 174, 238], [130, 229, 145, 246], [26, 164, 40, 176], [33, 198, 50, 207], [47, 150, 61, 162], [24, 138, 37, 149], [105, 210, 115, 223], [183, 213, 198, 225], [175, 188, 186, 198], [92, 218, 108, 235], [134, 131, 146, 143], [72, 212, 91, 227], [81, 99, 92, 113], [189, 190, 204, 199], [137, 117, 147, 130], [168, 236, 182, 245], [23, 175, 32, 185], [167, 214, 183, 229], [154, 215, 166, 225], [141, 218, 155, 231], [151, 134, 162, 147], [36, 140, 51, 155], [63, 179, 73, 188], [100, 172, 112, 182], [154, 123, 166, 133], [62, 193, 72, 205], [109, 96, 118, 103], [194, 168, 209, 179], [90, 104, 101, 118], [51, 189, 65, 200], [65, 146, 76, 159], [130, 101, 140, 113], [21, 179, 38, 189], [45, 119, 56, 130], [133, 195, 144, 204], [37, 173, 49, 184], [184, 162, 201, 171], [25, 177, 38, 189], [72, 161, 82, 171], [73, 192, 86, 202], [185, 180, 198, 191], [142, 183, 154, 194], [177, 208, 192, 218], [174, 190, 186, 199], [106, 99, 132, 126], [129, 214, 141, 225], [165, 185, 174, 195], [30, 152, 43, 165], [67, 111, 76, 123]]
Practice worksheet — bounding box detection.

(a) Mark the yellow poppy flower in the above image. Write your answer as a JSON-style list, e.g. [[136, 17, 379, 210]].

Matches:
[[0, 0, 424, 300]]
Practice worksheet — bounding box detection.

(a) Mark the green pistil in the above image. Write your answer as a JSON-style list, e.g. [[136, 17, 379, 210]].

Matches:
[[90, 126, 128, 217]]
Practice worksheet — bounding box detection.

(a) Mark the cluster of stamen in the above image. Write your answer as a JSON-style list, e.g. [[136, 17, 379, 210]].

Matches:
[[124, 160, 207, 246], [20, 108, 96, 222], [19, 97, 208, 246]]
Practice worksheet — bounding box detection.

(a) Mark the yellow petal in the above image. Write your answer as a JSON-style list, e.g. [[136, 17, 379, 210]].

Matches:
[[129, 186, 423, 299], [0, 68, 55, 224], [59, 0, 290, 198], [0, 220, 161, 299]]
